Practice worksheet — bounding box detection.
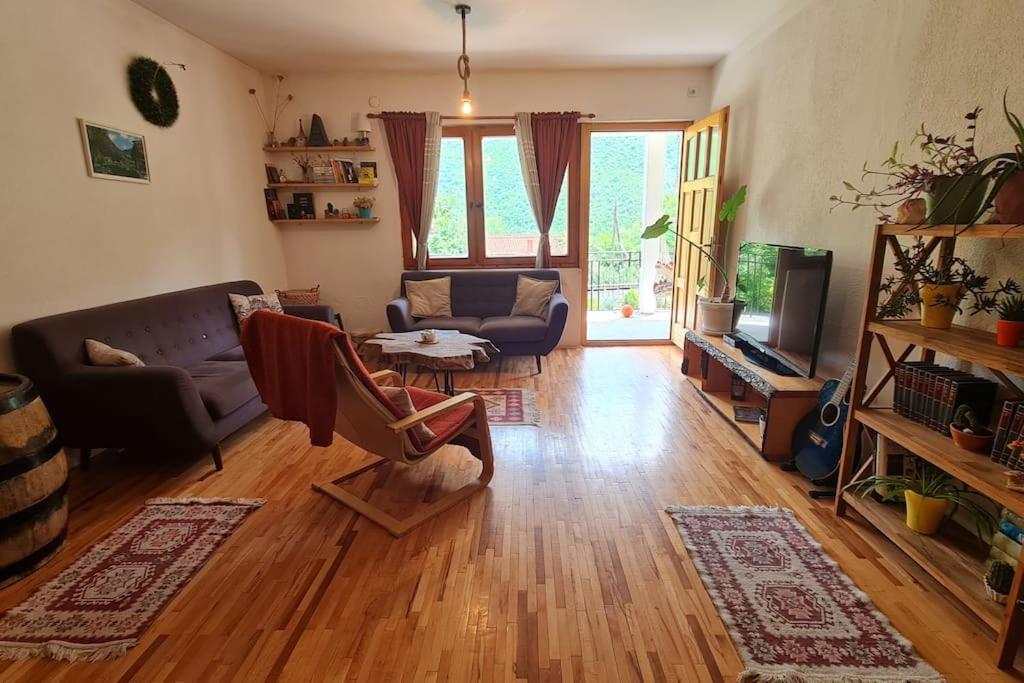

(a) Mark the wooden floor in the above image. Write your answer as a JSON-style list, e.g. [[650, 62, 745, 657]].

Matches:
[[0, 347, 1020, 682]]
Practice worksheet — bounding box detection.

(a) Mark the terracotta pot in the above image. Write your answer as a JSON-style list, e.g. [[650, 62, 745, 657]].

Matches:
[[924, 174, 989, 225], [918, 284, 964, 329], [698, 299, 734, 336], [621, 304, 634, 318], [997, 319, 1024, 348], [950, 424, 995, 454], [904, 490, 951, 535], [994, 170, 1024, 224], [896, 198, 926, 224]]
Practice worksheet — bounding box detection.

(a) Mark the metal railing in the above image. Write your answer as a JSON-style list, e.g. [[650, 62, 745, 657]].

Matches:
[[587, 251, 672, 311]]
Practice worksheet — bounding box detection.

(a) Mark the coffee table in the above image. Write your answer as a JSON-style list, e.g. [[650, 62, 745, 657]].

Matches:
[[359, 330, 499, 395]]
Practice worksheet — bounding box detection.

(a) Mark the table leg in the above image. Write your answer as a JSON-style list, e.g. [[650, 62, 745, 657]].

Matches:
[[444, 370, 455, 396]]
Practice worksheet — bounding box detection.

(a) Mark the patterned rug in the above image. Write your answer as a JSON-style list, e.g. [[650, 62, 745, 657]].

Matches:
[[666, 506, 944, 683], [0, 497, 264, 662], [476, 388, 540, 426]]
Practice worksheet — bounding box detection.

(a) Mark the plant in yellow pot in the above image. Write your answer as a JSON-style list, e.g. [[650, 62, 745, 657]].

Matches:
[[847, 466, 994, 536], [877, 237, 1019, 329]]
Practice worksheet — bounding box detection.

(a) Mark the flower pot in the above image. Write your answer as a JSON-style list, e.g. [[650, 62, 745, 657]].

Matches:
[[357, 207, 372, 219], [730, 299, 746, 333], [904, 490, 951, 535], [997, 319, 1024, 348], [924, 174, 989, 225], [896, 198, 926, 224], [698, 299, 734, 336], [994, 170, 1024, 224], [950, 424, 995, 454], [918, 284, 964, 329], [621, 304, 634, 318]]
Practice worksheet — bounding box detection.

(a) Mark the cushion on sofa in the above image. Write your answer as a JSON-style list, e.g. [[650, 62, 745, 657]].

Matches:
[[411, 316, 482, 335], [207, 345, 246, 362], [510, 276, 558, 319], [187, 360, 259, 419], [406, 277, 452, 318], [478, 315, 548, 343]]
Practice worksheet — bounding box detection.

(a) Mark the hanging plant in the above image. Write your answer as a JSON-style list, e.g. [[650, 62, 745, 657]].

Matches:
[[127, 57, 180, 127]]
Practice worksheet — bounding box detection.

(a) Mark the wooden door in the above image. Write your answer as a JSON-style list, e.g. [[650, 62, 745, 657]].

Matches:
[[671, 107, 729, 346]]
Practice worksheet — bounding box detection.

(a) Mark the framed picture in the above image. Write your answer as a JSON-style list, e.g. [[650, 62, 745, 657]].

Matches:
[[78, 119, 150, 183]]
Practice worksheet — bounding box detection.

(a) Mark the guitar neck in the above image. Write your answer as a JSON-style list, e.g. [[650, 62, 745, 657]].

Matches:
[[827, 362, 857, 407]]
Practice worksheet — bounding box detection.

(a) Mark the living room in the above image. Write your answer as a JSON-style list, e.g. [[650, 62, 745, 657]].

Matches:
[[1, 1, 1023, 681]]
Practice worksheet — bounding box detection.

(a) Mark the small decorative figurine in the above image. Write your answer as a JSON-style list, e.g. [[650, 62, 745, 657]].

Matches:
[[324, 202, 341, 218], [341, 137, 350, 146]]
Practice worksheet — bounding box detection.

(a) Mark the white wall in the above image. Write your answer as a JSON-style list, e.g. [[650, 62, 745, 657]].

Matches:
[[0, 0, 287, 371], [268, 67, 711, 345], [710, 0, 1024, 379]]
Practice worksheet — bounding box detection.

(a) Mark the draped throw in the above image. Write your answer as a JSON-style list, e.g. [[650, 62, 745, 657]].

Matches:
[[514, 112, 579, 267]]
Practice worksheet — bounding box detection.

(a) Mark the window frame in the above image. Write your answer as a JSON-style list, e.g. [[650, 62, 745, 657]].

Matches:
[[403, 123, 580, 269]]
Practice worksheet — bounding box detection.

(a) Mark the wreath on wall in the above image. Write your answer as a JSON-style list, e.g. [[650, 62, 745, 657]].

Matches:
[[127, 57, 179, 127]]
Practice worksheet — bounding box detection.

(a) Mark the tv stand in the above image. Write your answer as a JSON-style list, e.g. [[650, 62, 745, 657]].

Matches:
[[724, 334, 799, 376], [682, 329, 823, 461]]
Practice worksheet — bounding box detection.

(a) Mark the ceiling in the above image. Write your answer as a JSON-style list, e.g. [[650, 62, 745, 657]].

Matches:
[[133, 0, 792, 73]]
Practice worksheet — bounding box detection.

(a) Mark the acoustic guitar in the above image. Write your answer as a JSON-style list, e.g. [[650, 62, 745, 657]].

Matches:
[[791, 362, 856, 484]]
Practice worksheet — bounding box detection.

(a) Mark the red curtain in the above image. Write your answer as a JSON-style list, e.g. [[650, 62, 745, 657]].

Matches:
[[380, 112, 427, 263], [531, 112, 579, 267]]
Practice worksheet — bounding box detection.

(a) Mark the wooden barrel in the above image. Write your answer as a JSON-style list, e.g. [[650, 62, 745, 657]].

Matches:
[[0, 373, 68, 587]]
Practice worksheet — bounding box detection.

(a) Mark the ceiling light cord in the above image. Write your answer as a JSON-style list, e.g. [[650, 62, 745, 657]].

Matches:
[[456, 4, 472, 113]]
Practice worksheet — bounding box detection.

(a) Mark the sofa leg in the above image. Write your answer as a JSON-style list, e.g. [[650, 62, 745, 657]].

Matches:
[[210, 445, 223, 471], [535, 355, 542, 374], [80, 448, 91, 470]]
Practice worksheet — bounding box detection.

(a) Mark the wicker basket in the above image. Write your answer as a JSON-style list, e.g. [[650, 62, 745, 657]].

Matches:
[[276, 285, 319, 306]]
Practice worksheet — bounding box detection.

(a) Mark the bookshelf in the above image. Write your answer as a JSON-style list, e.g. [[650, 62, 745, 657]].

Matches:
[[834, 223, 1024, 669], [262, 143, 379, 224], [264, 145, 375, 153], [269, 182, 376, 190], [272, 217, 379, 226]]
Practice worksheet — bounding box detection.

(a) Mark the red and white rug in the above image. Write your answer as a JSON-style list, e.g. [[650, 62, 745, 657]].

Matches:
[[476, 388, 540, 426], [666, 506, 944, 683], [0, 497, 263, 662]]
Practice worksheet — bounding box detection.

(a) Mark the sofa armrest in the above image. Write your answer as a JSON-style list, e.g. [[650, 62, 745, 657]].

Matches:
[[284, 304, 338, 326], [52, 366, 216, 450], [386, 297, 416, 332], [541, 293, 569, 354]]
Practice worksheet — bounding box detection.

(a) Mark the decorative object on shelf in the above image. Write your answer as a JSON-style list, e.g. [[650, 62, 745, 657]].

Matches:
[[894, 361, 996, 436], [294, 192, 315, 219], [996, 294, 1024, 348], [307, 114, 330, 146], [968, 91, 1024, 224], [340, 207, 352, 219], [644, 186, 748, 335], [896, 197, 927, 224], [249, 75, 292, 147], [291, 153, 313, 183], [286, 203, 301, 219], [830, 107, 989, 225], [877, 237, 1019, 328], [1005, 469, 1024, 492], [276, 285, 319, 306], [454, 4, 473, 115], [295, 118, 307, 147], [263, 188, 286, 220], [78, 119, 149, 184], [127, 57, 182, 128], [324, 202, 340, 218], [985, 560, 1014, 604], [950, 404, 995, 453], [353, 195, 374, 219], [354, 113, 372, 146]]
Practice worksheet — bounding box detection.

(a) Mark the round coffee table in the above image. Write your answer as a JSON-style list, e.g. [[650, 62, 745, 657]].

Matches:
[[359, 330, 499, 395]]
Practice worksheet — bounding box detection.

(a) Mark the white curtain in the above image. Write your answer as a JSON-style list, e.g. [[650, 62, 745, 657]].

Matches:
[[514, 112, 546, 267], [417, 111, 443, 270]]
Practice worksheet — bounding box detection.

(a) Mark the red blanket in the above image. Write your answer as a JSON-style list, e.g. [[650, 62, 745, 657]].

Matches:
[[240, 310, 341, 446]]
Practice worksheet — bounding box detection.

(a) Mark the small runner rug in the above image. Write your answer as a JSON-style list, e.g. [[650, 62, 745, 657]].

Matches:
[[477, 388, 540, 426], [0, 497, 264, 662], [666, 505, 944, 683]]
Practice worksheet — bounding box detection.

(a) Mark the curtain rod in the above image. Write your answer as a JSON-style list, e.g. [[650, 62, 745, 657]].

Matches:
[[367, 113, 596, 121]]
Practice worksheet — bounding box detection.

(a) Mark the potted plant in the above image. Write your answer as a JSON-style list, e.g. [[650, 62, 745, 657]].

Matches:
[[965, 91, 1024, 224], [949, 405, 995, 454], [877, 237, 1019, 328], [997, 294, 1024, 347], [985, 561, 1014, 604], [353, 196, 375, 219], [643, 185, 747, 336], [621, 289, 639, 318], [847, 465, 994, 536], [830, 108, 989, 225]]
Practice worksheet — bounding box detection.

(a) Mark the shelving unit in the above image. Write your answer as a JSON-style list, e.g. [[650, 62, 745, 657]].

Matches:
[[834, 223, 1024, 668], [272, 217, 379, 226], [268, 182, 376, 190], [263, 145, 375, 153]]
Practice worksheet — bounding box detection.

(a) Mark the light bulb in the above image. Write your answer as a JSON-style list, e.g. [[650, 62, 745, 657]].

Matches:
[[461, 95, 473, 115]]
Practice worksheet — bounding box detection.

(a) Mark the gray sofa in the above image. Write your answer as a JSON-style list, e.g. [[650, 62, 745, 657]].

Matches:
[[11, 281, 336, 470], [386, 269, 568, 372]]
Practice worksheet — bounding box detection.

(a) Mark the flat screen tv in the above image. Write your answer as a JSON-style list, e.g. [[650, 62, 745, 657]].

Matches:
[[732, 242, 833, 378]]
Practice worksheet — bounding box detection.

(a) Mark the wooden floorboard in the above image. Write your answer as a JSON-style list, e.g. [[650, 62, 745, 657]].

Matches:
[[0, 347, 1019, 682]]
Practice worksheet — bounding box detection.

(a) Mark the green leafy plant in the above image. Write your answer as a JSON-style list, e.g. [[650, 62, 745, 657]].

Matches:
[[877, 237, 1019, 319], [997, 294, 1024, 322], [642, 185, 747, 302], [622, 289, 640, 308], [959, 90, 1024, 226]]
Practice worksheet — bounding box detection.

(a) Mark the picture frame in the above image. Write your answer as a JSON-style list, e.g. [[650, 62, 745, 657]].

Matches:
[[78, 119, 150, 184]]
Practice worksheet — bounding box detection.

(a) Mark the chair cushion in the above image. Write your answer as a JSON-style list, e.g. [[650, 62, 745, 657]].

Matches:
[[187, 360, 259, 419], [208, 345, 246, 361], [407, 386, 475, 451], [411, 316, 482, 335], [479, 316, 548, 343]]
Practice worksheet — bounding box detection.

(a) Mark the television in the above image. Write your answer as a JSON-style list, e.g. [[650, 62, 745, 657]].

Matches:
[[730, 242, 833, 378]]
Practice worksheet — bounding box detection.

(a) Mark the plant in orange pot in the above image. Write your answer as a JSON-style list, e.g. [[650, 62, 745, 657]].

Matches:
[[877, 237, 1019, 329], [963, 91, 1024, 225], [996, 295, 1024, 348]]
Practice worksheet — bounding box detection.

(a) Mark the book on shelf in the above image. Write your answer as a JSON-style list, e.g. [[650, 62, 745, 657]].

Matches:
[[339, 159, 357, 184], [293, 192, 315, 219], [993, 401, 1024, 466], [893, 361, 996, 435], [357, 166, 376, 185], [264, 164, 282, 185], [310, 159, 336, 184], [359, 161, 377, 183], [263, 189, 286, 220]]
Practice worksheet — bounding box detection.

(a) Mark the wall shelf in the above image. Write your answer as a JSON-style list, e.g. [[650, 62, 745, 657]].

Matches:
[[272, 218, 379, 225], [264, 145, 375, 153], [268, 183, 376, 190]]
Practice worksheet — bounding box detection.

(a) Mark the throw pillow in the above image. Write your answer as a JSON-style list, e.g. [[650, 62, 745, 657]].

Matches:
[[510, 276, 558, 319], [381, 386, 437, 445], [406, 277, 452, 319], [84, 339, 145, 367], [229, 292, 284, 322]]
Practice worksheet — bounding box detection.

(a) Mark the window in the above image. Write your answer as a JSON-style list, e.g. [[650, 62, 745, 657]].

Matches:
[[408, 125, 579, 268]]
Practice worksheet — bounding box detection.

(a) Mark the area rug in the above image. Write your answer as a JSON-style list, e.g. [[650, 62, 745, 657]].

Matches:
[[476, 388, 540, 426], [0, 497, 264, 662], [666, 506, 944, 683]]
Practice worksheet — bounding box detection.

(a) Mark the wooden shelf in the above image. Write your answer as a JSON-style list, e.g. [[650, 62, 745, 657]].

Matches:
[[271, 218, 379, 225], [867, 320, 1024, 377], [682, 376, 764, 446], [842, 491, 1004, 631], [264, 145, 375, 153], [881, 224, 1024, 238], [268, 183, 376, 190]]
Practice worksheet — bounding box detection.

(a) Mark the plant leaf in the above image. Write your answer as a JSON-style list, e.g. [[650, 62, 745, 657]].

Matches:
[[718, 185, 748, 222], [641, 214, 672, 239]]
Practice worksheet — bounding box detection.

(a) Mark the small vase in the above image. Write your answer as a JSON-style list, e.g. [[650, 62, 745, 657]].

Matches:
[[997, 319, 1024, 348], [358, 207, 372, 219], [924, 174, 989, 225], [918, 284, 964, 329], [265, 131, 277, 148], [994, 170, 1024, 224], [904, 490, 951, 535]]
